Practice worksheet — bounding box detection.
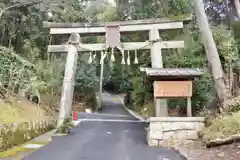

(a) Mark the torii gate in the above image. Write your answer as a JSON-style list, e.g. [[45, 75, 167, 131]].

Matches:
[[43, 18, 188, 127]]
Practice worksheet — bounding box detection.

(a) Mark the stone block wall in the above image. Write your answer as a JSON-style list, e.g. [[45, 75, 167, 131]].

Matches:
[[147, 117, 205, 147]]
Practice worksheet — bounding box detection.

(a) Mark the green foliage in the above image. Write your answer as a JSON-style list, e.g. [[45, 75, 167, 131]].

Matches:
[[0, 0, 238, 118], [0, 0, 98, 110], [83, 0, 118, 22], [74, 58, 99, 109], [201, 111, 240, 141], [130, 0, 192, 19], [101, 0, 236, 115], [0, 46, 65, 103], [75, 61, 99, 94], [192, 71, 214, 111], [56, 118, 75, 134], [0, 1, 65, 102], [212, 26, 239, 69], [226, 96, 240, 113]]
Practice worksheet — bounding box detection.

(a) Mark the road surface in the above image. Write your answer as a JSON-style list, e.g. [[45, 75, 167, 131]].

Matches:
[[23, 96, 185, 160]]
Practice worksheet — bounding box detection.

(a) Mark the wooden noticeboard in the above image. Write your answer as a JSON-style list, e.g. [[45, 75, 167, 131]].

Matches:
[[154, 81, 192, 98]]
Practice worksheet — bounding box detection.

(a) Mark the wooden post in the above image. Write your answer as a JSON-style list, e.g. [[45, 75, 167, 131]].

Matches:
[[149, 28, 168, 117], [98, 51, 105, 110], [187, 97, 192, 117], [57, 33, 80, 128]]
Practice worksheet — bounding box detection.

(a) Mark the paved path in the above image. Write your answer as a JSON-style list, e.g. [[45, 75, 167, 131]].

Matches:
[[23, 96, 184, 160]]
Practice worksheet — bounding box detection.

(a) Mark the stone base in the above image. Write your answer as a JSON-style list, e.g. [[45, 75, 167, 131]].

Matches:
[[147, 117, 205, 147]]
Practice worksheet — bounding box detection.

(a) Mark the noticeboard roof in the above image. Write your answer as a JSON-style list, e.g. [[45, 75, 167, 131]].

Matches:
[[140, 68, 203, 80]]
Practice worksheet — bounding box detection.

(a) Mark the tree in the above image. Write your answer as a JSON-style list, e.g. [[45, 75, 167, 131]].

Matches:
[[194, 0, 231, 111], [233, 0, 240, 17]]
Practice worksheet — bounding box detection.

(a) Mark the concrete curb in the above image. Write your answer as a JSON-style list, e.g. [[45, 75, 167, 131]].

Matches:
[[118, 95, 148, 122], [173, 146, 189, 160], [32, 129, 57, 142], [124, 106, 147, 122], [73, 119, 81, 126]]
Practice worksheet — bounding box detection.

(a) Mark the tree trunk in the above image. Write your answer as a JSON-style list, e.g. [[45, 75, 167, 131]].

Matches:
[[225, 0, 234, 28], [235, 71, 240, 96], [234, 0, 240, 18], [194, 0, 229, 110]]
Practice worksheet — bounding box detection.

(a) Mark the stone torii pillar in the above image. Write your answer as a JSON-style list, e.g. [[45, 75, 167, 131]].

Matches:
[[149, 28, 168, 117], [57, 33, 80, 128]]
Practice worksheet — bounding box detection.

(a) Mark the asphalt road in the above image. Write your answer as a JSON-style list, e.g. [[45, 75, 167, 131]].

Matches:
[[23, 98, 185, 160]]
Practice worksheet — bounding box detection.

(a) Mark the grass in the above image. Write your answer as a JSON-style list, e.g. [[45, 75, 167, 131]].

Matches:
[[0, 97, 55, 155], [201, 111, 240, 141], [140, 101, 155, 117], [56, 118, 75, 134], [0, 98, 50, 123], [127, 101, 155, 118]]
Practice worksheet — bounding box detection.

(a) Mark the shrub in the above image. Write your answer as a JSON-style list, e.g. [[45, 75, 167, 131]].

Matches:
[[226, 96, 240, 113], [200, 111, 240, 141], [56, 118, 75, 134], [0, 120, 55, 152]]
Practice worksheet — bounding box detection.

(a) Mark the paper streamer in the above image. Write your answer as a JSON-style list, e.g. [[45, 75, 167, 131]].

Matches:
[[100, 51, 107, 64], [127, 50, 131, 65], [88, 52, 93, 64], [110, 47, 115, 62], [134, 50, 139, 64], [121, 50, 125, 64]]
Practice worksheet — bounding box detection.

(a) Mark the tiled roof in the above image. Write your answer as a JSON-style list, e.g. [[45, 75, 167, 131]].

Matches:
[[140, 68, 203, 80]]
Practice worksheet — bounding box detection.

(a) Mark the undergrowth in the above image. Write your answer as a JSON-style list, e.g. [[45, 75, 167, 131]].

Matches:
[[0, 121, 55, 152], [200, 96, 240, 141], [56, 118, 75, 134], [201, 111, 240, 141]]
